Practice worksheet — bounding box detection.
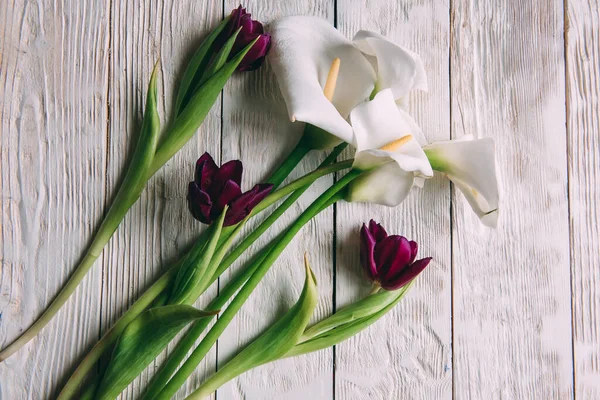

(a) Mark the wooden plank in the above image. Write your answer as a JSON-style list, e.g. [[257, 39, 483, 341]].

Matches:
[[215, 1, 336, 399], [100, 1, 222, 398], [566, 0, 600, 398], [450, 0, 573, 398], [335, 1, 452, 399], [0, 0, 110, 397]]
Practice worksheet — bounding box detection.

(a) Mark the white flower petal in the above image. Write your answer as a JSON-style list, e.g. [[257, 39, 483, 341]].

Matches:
[[350, 89, 433, 177], [353, 30, 427, 100], [346, 162, 415, 207], [269, 17, 376, 143], [424, 137, 499, 227]]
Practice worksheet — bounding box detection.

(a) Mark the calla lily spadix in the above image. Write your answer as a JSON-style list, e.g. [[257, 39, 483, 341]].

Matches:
[[346, 89, 433, 206], [424, 135, 499, 227], [269, 16, 427, 149]]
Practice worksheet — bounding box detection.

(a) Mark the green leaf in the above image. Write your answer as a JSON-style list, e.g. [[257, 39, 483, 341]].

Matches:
[[194, 27, 241, 91], [149, 37, 259, 175], [175, 16, 231, 115], [286, 282, 415, 358], [95, 305, 217, 400], [96, 61, 161, 242], [300, 289, 399, 341], [186, 255, 319, 399], [169, 206, 227, 305]]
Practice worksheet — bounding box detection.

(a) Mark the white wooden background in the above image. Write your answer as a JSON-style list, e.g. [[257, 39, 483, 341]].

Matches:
[[0, 0, 598, 399]]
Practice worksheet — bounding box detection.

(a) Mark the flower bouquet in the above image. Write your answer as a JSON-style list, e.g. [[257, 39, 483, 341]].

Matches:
[[0, 5, 498, 399]]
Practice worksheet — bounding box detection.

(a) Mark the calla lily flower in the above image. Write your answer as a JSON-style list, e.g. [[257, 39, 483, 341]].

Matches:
[[361, 220, 431, 290], [352, 30, 427, 103], [346, 89, 433, 206], [188, 153, 273, 226], [424, 135, 499, 227], [269, 16, 426, 148]]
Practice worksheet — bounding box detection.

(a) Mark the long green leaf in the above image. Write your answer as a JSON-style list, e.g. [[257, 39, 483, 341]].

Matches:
[[149, 37, 259, 176], [286, 283, 414, 358], [175, 16, 231, 115], [195, 27, 241, 90], [95, 305, 216, 400], [169, 206, 227, 305], [299, 289, 398, 341], [186, 255, 319, 399]]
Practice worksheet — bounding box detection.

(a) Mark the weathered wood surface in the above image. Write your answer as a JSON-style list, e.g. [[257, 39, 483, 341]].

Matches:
[[0, 0, 598, 399], [566, 0, 600, 399]]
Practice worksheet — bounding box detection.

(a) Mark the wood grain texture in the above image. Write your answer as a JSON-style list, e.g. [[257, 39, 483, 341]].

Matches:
[[566, 0, 600, 398], [101, 1, 222, 399], [0, 0, 110, 398], [5, 0, 600, 398], [335, 1, 452, 399], [450, 0, 573, 398], [215, 1, 336, 399]]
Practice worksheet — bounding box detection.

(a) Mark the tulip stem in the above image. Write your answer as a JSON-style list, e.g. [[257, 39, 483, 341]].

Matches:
[[155, 170, 361, 400], [141, 144, 348, 398]]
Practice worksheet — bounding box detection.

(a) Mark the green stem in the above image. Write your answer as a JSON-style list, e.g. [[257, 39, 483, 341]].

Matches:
[[266, 139, 311, 188], [141, 144, 347, 398], [56, 230, 211, 400], [156, 170, 361, 400]]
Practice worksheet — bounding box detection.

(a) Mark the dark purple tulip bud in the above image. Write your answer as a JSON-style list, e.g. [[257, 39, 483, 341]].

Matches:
[[220, 5, 271, 71], [187, 153, 273, 226], [360, 219, 432, 290]]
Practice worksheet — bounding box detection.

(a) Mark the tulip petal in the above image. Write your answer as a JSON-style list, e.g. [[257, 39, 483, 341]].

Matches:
[[353, 30, 427, 100], [195, 153, 219, 190], [209, 159, 243, 199], [424, 136, 499, 227], [224, 183, 272, 226], [188, 182, 213, 224], [409, 240, 418, 264], [377, 236, 413, 282], [368, 219, 388, 242], [360, 224, 378, 281], [351, 90, 432, 178], [346, 162, 415, 207], [382, 257, 431, 290], [215, 179, 243, 213], [269, 16, 376, 143]]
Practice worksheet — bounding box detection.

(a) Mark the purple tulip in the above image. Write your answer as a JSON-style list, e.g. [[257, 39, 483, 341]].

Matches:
[[360, 220, 432, 290], [219, 5, 271, 71], [188, 153, 273, 226]]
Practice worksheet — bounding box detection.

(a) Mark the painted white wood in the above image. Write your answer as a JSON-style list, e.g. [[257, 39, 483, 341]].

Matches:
[[101, 1, 222, 399], [566, 1, 600, 398], [216, 1, 335, 399], [0, 0, 109, 398], [4, 0, 600, 399], [450, 0, 574, 398], [335, 1, 453, 399]]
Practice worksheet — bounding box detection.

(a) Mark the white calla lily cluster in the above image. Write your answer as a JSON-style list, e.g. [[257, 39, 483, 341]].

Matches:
[[269, 16, 499, 227]]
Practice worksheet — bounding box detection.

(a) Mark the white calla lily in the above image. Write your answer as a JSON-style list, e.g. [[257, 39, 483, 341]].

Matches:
[[269, 17, 427, 148], [346, 89, 433, 206], [269, 16, 376, 145], [424, 136, 499, 227], [352, 30, 427, 101]]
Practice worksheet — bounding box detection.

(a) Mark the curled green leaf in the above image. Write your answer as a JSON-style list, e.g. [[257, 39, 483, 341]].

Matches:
[[175, 16, 231, 115], [286, 282, 414, 358], [169, 206, 227, 305], [299, 288, 399, 342], [186, 254, 319, 399], [95, 305, 217, 400], [195, 27, 242, 90], [150, 37, 260, 175]]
